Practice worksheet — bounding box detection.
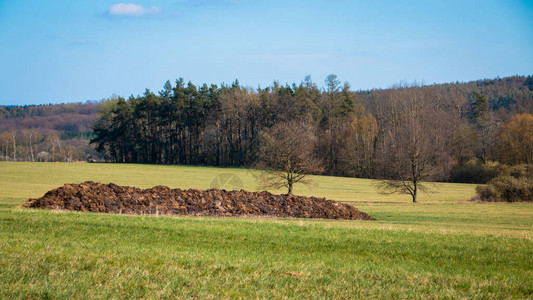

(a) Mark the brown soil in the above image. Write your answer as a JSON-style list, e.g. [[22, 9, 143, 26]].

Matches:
[[23, 181, 375, 220]]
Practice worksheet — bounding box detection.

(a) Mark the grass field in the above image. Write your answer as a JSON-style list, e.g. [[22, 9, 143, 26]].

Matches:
[[0, 162, 532, 298]]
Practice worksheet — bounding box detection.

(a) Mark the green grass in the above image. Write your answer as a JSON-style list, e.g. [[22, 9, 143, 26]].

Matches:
[[0, 162, 532, 298]]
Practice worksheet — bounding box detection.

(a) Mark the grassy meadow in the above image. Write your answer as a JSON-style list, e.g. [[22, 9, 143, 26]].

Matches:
[[0, 162, 532, 298]]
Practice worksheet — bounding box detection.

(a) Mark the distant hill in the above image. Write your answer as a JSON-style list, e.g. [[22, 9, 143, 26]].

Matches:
[[359, 75, 533, 122], [0, 102, 101, 162]]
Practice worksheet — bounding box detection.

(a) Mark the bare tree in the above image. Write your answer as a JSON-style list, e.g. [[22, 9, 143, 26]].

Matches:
[[10, 130, 16, 161], [0, 131, 15, 161], [497, 113, 533, 165], [21, 129, 41, 162], [376, 87, 451, 202], [255, 121, 323, 194], [470, 92, 501, 163], [44, 134, 62, 161], [338, 104, 379, 178]]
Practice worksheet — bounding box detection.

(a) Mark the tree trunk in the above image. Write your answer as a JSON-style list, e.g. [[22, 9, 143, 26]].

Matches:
[[412, 181, 418, 203], [29, 132, 35, 162], [288, 181, 293, 195], [11, 131, 16, 161]]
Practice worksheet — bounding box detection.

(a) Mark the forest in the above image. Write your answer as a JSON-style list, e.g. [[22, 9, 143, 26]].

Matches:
[[0, 102, 100, 162], [1, 75, 532, 186]]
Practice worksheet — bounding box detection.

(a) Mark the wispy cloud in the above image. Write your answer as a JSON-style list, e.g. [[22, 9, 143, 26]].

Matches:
[[71, 40, 98, 46], [107, 3, 161, 16], [175, 0, 242, 6]]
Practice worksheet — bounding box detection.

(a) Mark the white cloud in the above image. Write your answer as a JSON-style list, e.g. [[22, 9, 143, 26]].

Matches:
[[107, 3, 161, 16]]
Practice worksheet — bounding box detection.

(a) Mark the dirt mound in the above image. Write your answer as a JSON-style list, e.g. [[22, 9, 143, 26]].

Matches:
[[23, 181, 374, 220]]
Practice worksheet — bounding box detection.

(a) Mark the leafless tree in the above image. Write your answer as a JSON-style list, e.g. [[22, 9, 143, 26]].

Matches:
[[10, 130, 16, 161], [376, 87, 451, 202], [21, 129, 41, 162], [255, 121, 323, 194], [338, 105, 379, 178], [44, 134, 62, 161], [0, 131, 15, 161]]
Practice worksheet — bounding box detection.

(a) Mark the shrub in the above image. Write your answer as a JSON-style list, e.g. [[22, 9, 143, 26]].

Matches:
[[451, 160, 507, 183], [475, 164, 533, 202]]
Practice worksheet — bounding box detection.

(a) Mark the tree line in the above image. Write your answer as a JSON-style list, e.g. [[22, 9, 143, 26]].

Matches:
[[0, 102, 100, 162], [1, 75, 531, 194], [88, 75, 533, 194], [0, 129, 91, 162]]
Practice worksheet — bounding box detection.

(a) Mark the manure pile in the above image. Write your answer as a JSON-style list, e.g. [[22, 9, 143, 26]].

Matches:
[[23, 181, 374, 220]]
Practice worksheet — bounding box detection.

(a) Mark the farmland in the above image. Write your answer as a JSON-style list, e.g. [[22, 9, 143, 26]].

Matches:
[[0, 162, 532, 298]]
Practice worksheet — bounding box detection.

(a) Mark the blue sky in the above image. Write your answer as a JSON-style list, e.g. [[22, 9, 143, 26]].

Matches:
[[0, 0, 532, 105]]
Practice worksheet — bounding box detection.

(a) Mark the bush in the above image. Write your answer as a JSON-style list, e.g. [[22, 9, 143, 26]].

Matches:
[[451, 160, 507, 183], [475, 164, 533, 202]]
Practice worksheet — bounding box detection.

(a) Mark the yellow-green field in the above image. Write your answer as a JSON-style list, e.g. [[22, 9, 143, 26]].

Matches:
[[0, 162, 532, 298], [0, 162, 475, 203]]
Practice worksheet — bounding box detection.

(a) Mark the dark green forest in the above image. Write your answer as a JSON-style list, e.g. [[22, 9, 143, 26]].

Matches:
[[1, 75, 532, 185]]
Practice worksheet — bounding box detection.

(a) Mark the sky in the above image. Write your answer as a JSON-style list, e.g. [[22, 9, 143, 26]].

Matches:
[[0, 0, 532, 105]]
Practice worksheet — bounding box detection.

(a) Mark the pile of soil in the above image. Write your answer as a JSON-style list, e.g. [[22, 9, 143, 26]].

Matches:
[[23, 181, 374, 220]]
